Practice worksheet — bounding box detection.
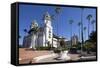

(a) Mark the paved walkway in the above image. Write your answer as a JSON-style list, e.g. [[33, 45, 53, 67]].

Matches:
[[68, 54, 80, 61], [34, 54, 96, 63], [19, 48, 53, 64], [19, 48, 96, 64], [32, 53, 58, 63], [35, 54, 80, 63]]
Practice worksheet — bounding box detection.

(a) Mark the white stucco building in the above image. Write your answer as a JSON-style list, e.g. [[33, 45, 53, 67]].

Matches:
[[23, 12, 59, 49]]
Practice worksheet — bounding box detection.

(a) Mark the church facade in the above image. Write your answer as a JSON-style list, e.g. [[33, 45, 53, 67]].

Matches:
[[23, 12, 58, 49]]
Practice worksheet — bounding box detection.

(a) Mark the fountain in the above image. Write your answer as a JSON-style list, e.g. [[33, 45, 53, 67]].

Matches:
[[56, 50, 71, 60]]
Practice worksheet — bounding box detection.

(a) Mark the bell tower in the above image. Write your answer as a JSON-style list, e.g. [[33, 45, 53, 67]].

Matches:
[[43, 12, 53, 47]]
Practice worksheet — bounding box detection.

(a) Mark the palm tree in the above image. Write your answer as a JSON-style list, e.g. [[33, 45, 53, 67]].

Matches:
[[91, 20, 95, 32], [55, 6, 61, 35], [86, 14, 92, 39], [55, 7, 61, 47], [69, 19, 74, 48], [78, 22, 81, 42], [83, 27, 86, 43], [80, 8, 84, 56]]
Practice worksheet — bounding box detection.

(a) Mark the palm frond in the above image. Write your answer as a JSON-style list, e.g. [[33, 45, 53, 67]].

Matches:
[[86, 14, 92, 20], [24, 29, 27, 33], [55, 6, 61, 14]]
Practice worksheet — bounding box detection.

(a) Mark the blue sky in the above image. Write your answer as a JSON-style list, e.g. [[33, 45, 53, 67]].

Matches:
[[19, 4, 96, 45]]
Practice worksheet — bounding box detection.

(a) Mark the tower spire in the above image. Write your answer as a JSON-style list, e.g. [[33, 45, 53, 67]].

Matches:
[[44, 11, 51, 21]]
